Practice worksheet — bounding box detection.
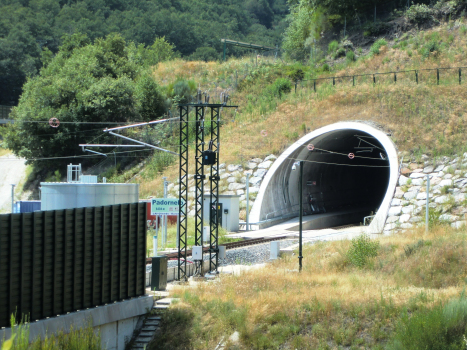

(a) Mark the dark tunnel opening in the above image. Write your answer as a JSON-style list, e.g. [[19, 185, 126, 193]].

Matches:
[[287, 129, 391, 229]]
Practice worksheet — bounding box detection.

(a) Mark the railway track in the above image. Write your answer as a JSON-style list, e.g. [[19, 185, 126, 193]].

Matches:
[[146, 235, 290, 263]]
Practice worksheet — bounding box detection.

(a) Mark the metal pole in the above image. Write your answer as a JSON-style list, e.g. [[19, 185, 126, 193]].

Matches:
[[11, 184, 15, 213], [344, 17, 346, 37], [163, 177, 168, 246], [164, 215, 168, 248], [176, 214, 180, 249], [223, 41, 226, 61], [246, 174, 250, 231], [155, 215, 159, 248], [153, 235, 158, 257], [426, 175, 430, 233], [299, 161, 303, 272]]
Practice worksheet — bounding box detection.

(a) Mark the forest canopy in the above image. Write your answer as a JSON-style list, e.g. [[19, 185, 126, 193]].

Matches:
[[0, 0, 288, 105], [3, 33, 168, 164]]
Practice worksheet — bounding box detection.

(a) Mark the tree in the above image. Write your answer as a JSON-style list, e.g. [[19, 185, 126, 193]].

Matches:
[[4, 33, 167, 166]]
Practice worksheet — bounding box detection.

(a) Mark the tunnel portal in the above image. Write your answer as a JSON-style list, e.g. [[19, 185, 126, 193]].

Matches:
[[249, 122, 399, 233]]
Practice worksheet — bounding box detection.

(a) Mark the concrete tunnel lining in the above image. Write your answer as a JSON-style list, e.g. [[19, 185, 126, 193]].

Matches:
[[249, 122, 399, 233]]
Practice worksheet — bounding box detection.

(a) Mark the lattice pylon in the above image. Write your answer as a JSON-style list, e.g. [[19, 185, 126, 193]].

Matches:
[[178, 106, 189, 281], [194, 106, 205, 276], [209, 107, 220, 273]]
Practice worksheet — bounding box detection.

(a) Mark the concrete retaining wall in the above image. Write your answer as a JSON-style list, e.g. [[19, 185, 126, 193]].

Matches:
[[0, 296, 153, 350]]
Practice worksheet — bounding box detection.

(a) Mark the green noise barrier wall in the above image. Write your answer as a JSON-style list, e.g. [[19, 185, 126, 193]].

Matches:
[[0, 203, 147, 327]]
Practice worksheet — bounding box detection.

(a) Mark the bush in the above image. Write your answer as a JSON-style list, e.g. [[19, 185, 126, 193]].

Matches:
[[387, 296, 467, 350], [287, 67, 305, 82], [420, 39, 440, 58], [346, 50, 356, 62], [321, 63, 330, 72], [406, 4, 433, 23], [270, 78, 291, 98], [346, 234, 379, 268], [328, 40, 339, 53], [370, 38, 388, 55], [333, 47, 346, 59]]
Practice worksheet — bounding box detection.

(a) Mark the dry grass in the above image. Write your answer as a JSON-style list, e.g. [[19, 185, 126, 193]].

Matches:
[[153, 225, 467, 349], [132, 22, 467, 200]]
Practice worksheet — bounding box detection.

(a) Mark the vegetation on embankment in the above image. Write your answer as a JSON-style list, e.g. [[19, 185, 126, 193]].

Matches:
[[1, 316, 101, 350], [124, 19, 467, 198], [149, 224, 467, 349]]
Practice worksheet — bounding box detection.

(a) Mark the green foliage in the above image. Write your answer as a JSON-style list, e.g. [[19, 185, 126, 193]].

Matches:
[[328, 40, 339, 53], [269, 78, 292, 97], [370, 39, 388, 56], [346, 50, 356, 62], [167, 79, 197, 104], [283, 2, 328, 61], [387, 295, 467, 350], [45, 170, 61, 182], [333, 47, 346, 59], [287, 66, 306, 82], [4, 33, 166, 166], [406, 4, 434, 24], [321, 63, 330, 72], [346, 234, 379, 268], [2, 315, 101, 350], [188, 47, 219, 62], [420, 39, 441, 58], [0, 0, 288, 105]]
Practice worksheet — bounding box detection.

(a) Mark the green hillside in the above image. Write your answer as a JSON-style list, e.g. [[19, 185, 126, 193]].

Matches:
[[0, 0, 288, 105]]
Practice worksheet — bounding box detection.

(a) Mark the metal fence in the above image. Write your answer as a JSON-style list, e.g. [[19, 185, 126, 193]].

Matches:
[[294, 66, 465, 93], [0, 203, 147, 327]]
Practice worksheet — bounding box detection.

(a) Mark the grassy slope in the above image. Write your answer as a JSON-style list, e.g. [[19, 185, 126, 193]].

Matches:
[[151, 226, 467, 349], [131, 20, 467, 199], [141, 20, 467, 349]]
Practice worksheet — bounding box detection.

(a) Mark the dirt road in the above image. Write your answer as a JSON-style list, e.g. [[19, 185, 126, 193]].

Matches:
[[0, 154, 28, 213]]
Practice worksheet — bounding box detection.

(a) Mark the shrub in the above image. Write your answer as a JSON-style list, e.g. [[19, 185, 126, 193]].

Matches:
[[271, 78, 291, 98], [333, 47, 346, 59], [321, 63, 330, 72], [420, 39, 440, 58], [287, 67, 305, 82], [346, 50, 356, 62], [370, 39, 388, 55], [406, 4, 433, 24], [387, 296, 467, 350], [328, 40, 339, 53], [346, 234, 379, 268]]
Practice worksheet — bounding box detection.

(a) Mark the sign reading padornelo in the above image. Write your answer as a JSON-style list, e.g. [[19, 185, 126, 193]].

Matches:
[[151, 198, 185, 215]]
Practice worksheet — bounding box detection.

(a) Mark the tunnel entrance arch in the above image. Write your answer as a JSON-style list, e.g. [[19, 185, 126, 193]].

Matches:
[[249, 122, 399, 233]]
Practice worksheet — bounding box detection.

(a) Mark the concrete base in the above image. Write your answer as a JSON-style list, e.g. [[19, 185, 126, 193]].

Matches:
[[0, 296, 153, 350], [147, 259, 213, 286]]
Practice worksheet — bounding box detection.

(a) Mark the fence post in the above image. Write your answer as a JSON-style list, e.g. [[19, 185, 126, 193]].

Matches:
[[459, 68, 462, 85], [373, 74, 376, 84], [415, 70, 418, 84], [313, 80, 316, 92], [353, 76, 355, 86], [295, 82, 297, 93], [437, 69, 439, 85], [394, 73, 397, 83], [332, 77, 335, 86]]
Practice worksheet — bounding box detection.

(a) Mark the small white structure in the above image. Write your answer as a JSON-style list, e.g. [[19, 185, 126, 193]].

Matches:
[[203, 194, 240, 232], [40, 164, 139, 211]]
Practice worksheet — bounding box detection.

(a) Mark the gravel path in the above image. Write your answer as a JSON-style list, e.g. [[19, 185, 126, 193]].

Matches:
[[0, 154, 27, 213]]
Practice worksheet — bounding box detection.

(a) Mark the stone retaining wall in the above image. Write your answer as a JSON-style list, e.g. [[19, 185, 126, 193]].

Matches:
[[384, 153, 467, 234], [167, 155, 277, 217]]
